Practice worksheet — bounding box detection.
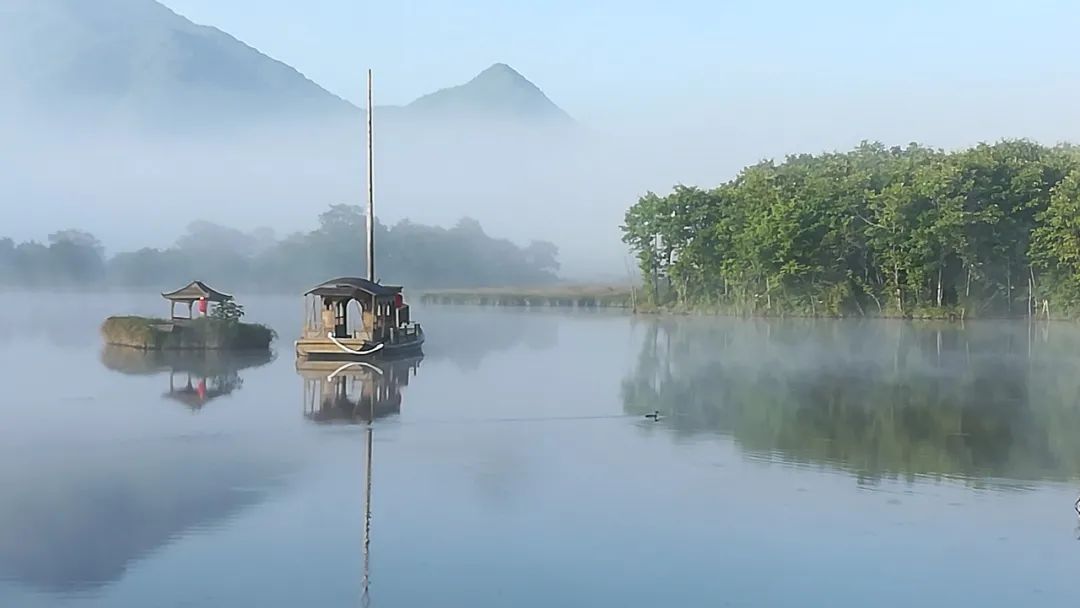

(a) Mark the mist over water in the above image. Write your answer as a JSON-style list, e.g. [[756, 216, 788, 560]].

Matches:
[[0, 294, 1078, 606]]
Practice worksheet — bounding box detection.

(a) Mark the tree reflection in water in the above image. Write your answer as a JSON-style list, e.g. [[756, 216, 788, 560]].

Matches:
[[100, 346, 274, 411], [623, 319, 1080, 485]]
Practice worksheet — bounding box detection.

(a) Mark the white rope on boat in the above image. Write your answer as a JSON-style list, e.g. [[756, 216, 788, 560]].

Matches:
[[326, 361, 385, 382], [327, 332, 385, 356]]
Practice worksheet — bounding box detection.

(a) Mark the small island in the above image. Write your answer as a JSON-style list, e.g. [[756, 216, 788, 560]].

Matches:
[[101, 281, 274, 351]]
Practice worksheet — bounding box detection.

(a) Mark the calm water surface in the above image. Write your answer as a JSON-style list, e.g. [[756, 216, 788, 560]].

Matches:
[[1, 294, 1079, 607]]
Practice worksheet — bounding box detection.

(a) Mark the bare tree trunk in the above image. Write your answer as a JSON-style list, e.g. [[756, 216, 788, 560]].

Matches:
[[868, 292, 883, 314], [1029, 266, 1037, 318], [894, 261, 902, 314], [965, 265, 971, 298], [660, 247, 669, 298], [1027, 275, 1032, 322], [1006, 258, 1012, 315], [652, 234, 660, 303], [765, 276, 772, 310], [936, 263, 943, 308]]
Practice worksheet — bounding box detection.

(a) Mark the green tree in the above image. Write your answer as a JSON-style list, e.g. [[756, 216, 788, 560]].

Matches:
[[209, 300, 245, 323], [1031, 171, 1080, 312], [620, 139, 1080, 318]]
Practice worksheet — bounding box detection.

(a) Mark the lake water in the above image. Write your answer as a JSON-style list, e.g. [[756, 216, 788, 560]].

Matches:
[[1, 294, 1079, 607]]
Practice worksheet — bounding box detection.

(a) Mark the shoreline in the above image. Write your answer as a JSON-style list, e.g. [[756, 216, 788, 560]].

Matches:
[[417, 285, 636, 308]]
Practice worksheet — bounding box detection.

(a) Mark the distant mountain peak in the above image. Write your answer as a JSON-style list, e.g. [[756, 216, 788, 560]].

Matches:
[[406, 63, 572, 125], [2, 1, 573, 130], [472, 62, 526, 81]]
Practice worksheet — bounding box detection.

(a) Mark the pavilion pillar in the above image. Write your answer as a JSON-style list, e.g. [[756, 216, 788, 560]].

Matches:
[[170, 302, 175, 319]]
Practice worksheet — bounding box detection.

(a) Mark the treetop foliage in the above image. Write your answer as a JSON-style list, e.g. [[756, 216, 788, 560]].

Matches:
[[622, 139, 1080, 317]]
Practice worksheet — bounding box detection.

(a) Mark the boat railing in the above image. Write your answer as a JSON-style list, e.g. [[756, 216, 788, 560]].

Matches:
[[390, 323, 423, 343]]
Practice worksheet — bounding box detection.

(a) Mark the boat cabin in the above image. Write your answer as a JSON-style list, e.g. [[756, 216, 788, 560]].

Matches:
[[302, 277, 415, 343]]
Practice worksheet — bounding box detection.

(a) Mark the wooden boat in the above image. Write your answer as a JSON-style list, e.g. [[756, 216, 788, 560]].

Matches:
[[295, 70, 424, 362], [295, 277, 424, 360]]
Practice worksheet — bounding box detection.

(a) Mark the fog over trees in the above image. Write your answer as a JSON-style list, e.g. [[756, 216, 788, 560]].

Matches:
[[0, 205, 559, 291]]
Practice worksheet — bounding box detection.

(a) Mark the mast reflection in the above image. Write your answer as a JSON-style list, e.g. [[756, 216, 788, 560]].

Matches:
[[297, 356, 423, 604], [362, 399, 374, 607]]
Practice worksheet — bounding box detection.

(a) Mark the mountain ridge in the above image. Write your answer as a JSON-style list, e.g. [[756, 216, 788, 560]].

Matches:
[[0, 0, 356, 124], [0, 0, 572, 128], [402, 63, 572, 125]]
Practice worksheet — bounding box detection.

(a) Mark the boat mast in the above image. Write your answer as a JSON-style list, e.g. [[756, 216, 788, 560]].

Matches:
[[366, 68, 376, 283]]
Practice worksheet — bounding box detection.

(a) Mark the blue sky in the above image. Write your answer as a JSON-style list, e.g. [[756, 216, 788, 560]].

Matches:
[[161, 0, 1080, 137]]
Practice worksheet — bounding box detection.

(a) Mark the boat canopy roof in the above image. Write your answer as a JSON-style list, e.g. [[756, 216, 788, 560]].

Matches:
[[305, 277, 402, 299], [161, 281, 233, 303]]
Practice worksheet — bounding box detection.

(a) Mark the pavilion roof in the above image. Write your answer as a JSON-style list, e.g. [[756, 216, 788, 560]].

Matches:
[[164, 386, 232, 409], [161, 281, 233, 303]]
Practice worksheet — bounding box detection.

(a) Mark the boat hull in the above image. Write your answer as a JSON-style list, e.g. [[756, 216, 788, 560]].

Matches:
[[295, 333, 424, 361]]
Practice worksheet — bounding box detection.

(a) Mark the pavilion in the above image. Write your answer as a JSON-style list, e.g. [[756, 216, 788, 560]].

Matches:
[[161, 281, 233, 320]]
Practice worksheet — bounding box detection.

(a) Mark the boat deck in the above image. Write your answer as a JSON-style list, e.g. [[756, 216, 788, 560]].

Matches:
[[295, 332, 424, 361]]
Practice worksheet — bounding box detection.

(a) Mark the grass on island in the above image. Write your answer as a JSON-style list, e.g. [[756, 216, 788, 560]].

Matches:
[[101, 316, 275, 351]]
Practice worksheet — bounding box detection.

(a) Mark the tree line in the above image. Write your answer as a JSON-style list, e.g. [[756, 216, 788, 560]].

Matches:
[[622, 140, 1080, 317], [0, 205, 559, 291]]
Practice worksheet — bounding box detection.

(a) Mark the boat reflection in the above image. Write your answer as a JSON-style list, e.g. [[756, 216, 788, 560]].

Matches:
[[298, 356, 422, 424], [100, 347, 274, 410], [296, 356, 421, 605]]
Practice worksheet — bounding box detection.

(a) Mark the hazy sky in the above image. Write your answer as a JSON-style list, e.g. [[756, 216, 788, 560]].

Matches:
[[161, 0, 1080, 134], [7, 0, 1080, 278]]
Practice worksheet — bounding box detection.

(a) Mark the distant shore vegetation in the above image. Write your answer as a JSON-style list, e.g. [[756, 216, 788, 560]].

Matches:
[[622, 139, 1080, 318], [0, 205, 560, 291]]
